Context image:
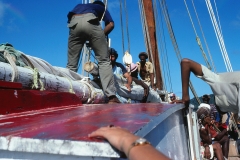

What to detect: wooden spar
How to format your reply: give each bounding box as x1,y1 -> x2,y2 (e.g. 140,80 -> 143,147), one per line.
142,0 -> 163,90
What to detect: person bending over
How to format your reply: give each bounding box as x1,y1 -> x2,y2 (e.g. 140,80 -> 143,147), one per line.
173,58 -> 240,116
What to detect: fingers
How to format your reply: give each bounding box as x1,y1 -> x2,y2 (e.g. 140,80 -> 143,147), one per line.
88,125 -> 119,138
171,100 -> 183,104
109,124 -> 114,128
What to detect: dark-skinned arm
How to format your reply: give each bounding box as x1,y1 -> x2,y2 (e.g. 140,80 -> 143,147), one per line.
172,58 -> 203,107
150,73 -> 155,90
199,128 -> 212,145
123,72 -> 132,92
132,77 -> 149,102
104,22 -> 114,35
214,129 -> 228,141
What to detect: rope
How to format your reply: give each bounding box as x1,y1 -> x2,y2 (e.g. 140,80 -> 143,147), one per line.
138,0 -> 149,59
183,0 -> 212,70
138,0 -> 157,82
64,77 -> 75,94
230,113 -> 240,139
79,78 -> 103,104
124,0 -> 131,53
2,50 -> 19,82
191,0 -> 217,73
119,0 -> 125,53
159,0 -> 201,105
205,0 -> 233,72
24,66 -> 45,91
100,0 -> 107,21
154,0 -> 172,92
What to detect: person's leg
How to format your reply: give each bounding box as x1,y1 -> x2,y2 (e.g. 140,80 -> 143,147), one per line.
87,19 -> 116,98
237,139 -> 240,154
212,143 -> 224,160
66,16 -> 85,72
218,135 -> 230,158
180,58 -> 203,106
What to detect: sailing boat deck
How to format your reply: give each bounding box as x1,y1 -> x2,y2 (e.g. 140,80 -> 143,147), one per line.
0,103 -> 188,159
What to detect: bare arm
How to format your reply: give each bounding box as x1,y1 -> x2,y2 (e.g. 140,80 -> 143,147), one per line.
172,58 -> 203,107
199,128 -> 212,145
132,77 -> 149,102
214,129 -> 228,141
123,72 -> 132,92
88,126 -> 170,160
104,22 -> 114,35
150,73 -> 155,90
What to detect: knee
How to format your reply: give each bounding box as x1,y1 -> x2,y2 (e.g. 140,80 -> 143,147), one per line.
180,58 -> 191,66
214,143 -> 222,150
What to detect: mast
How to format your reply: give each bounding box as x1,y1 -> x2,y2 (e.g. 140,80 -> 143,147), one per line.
142,0 -> 163,90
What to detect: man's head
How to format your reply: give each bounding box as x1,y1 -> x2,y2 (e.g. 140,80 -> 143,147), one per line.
93,1 -> 105,7
128,63 -> 138,78
169,92 -> 176,101
109,48 -> 118,63
139,52 -> 148,64
202,94 -> 210,104
196,107 -> 211,124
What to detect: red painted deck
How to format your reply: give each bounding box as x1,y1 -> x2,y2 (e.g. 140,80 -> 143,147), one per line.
0,103 -> 174,142
0,80 -> 82,114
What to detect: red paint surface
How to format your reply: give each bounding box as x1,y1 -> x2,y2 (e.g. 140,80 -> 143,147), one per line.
0,103 -> 174,142
0,80 -> 22,89
0,80 -> 82,114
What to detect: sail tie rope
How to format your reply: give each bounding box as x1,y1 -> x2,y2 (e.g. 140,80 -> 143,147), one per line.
24,66 -> 45,91
63,76 -> 75,94
79,78 -> 97,104
2,50 -> 19,82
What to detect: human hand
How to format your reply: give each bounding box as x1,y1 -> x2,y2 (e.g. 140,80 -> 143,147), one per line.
88,126 -> 139,154
125,84 -> 131,92
170,99 -> 189,108
171,94 -> 190,108
152,86 -> 156,91
141,95 -> 148,103
204,146 -> 211,159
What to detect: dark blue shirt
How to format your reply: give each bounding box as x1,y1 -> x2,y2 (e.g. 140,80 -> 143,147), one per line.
67,3 -> 114,24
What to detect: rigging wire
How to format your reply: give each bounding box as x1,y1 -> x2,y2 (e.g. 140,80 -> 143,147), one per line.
153,0 -> 166,92
138,0 -> 148,54
124,0 -> 131,53
205,0 -> 233,72
119,0 -> 125,53
190,0 -> 217,73
160,0 -> 201,104
183,0 -> 212,70
213,0 -> 223,37
119,0 -> 131,54
154,0 -> 173,92
138,0 -> 157,82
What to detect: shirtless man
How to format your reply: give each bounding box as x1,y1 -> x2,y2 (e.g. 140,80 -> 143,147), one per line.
137,52 -> 155,90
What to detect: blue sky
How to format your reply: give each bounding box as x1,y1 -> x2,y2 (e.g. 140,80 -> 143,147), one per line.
0,0 -> 240,99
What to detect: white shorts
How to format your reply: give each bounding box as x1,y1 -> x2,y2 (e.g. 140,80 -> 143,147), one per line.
200,144 -> 214,159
